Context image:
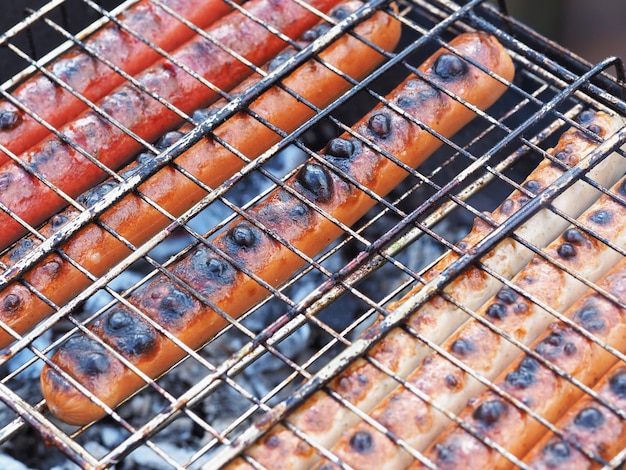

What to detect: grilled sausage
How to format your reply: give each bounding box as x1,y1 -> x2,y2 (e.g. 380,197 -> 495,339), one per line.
313,172 -> 626,470
226,112 -> 626,470
412,256 -> 626,469
0,0 -> 236,163
524,362 -> 626,469
40,31 -> 515,426
0,0 -> 342,250
0,0 -> 402,348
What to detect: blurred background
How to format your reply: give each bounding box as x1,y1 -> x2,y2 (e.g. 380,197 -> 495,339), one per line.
504,0 -> 626,71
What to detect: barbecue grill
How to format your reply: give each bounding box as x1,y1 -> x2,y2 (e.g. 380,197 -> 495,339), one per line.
0,0 -> 625,468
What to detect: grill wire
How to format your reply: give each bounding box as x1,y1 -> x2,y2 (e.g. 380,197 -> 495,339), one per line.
0,0 -> 625,468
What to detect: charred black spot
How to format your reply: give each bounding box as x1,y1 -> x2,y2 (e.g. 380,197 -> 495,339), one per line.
192,107 -> 218,125
434,443 -> 456,463
544,330 -> 565,347
564,342 -> 577,356
573,303 -> 605,332
473,399 -> 506,426
396,95 -> 416,109
610,370 -> 626,398
586,124 -> 602,136
227,222 -> 260,250
349,431 -> 373,454
265,435 -> 280,449
121,154 -> 151,179
103,309 -> 157,356
404,79 -> 422,89
367,113 -> 391,139
2,294 -> 21,315
296,163 -> 333,203
43,260 -> 62,278
574,407 -> 605,429
191,38 -> 216,60
577,110 -> 596,126
158,287 -> 195,325
433,53 -> 468,80
8,238 -> 35,262
417,86 -> 440,101
542,440 -> 571,465
64,336 -> 110,377
563,228 -> 587,245
523,180 -> 542,195
52,54 -> 95,83
50,214 -> 69,232
267,49 -> 295,72
556,243 -> 577,259
289,201 -> 310,223
190,248 -> 236,285
326,138 -> 355,159
0,173 -> 12,192
445,374 -> 460,389
589,209 -> 612,226
330,4 -> 351,20
0,110 -> 19,130
450,339 -> 474,357
300,23 -> 331,42
486,302 -> 507,321
500,199 -> 515,215
78,181 -> 117,207
536,330 -> 565,359
505,356 -> 539,389
156,130 -> 185,150
554,151 -> 570,164
513,302 -> 529,314
400,79 -> 439,101
496,287 -> 517,305
133,152 -> 154,167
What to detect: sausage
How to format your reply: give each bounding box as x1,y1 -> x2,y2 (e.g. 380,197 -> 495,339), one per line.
0,0 -> 402,348
226,111 -> 626,470
0,0 -> 236,163
39,31 -> 515,426
0,0 -> 342,250
524,362 -> 626,469
312,171 -> 626,470
412,256 -> 626,469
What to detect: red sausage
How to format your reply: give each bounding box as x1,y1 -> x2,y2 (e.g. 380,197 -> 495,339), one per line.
0,0 -> 401,350
40,32 -> 513,426
0,0 -> 237,162
0,0 -> 341,250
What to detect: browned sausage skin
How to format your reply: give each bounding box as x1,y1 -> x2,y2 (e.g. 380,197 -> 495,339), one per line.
40,32 -> 514,426
524,362 -> 626,469
226,112 -> 625,470
317,169 -> 626,470
414,255 -> 626,469
0,0 -> 343,250
0,0 -> 401,349
0,0 -> 237,162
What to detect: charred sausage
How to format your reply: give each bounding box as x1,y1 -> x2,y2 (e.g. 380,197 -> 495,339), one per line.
0,0 -> 402,349
315,172 -> 626,470
414,256 -> 626,469
0,0 -> 342,250
40,32 -> 514,426
226,111 -> 626,470
524,362 -> 626,469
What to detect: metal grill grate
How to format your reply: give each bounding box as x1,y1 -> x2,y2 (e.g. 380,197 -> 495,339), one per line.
0,0 -> 625,468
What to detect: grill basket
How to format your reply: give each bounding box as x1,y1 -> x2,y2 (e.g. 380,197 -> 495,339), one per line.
0,0 -> 624,468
